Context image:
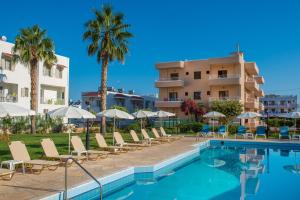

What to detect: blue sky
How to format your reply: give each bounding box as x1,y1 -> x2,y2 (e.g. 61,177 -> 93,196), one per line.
1,0 -> 300,101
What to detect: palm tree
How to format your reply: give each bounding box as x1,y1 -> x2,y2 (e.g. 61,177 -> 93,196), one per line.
13,25 -> 57,134
83,5 -> 133,133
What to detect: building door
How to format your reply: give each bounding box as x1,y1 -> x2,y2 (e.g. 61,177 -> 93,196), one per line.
169,92 -> 178,101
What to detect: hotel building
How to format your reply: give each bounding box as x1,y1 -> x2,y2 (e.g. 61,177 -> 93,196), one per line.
260,94 -> 298,117
0,37 -> 69,114
81,87 -> 157,113
155,51 -> 265,118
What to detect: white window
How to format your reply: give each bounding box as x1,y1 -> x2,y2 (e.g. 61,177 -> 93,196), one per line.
21,87 -> 29,97
55,66 -> 63,79
43,65 -> 52,77
1,56 -> 12,71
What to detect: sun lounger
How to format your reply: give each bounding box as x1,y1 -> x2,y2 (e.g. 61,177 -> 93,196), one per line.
113,132 -> 143,149
41,138 -> 87,165
141,129 -> 161,144
71,136 -> 109,160
196,124 -> 212,140
255,126 -> 267,140
160,127 -> 182,140
129,130 -> 151,146
279,126 -> 291,140
95,133 -> 130,153
151,128 -> 171,143
216,125 -> 227,138
0,168 -> 14,180
236,126 -> 247,139
9,141 -> 60,174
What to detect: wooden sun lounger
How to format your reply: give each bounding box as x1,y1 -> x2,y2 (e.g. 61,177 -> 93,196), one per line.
0,168 -> 14,181
151,128 -> 171,143
113,132 -> 143,150
41,138 -> 87,166
95,133 -> 130,153
71,136 -> 110,160
130,130 -> 151,146
141,129 -> 161,145
160,127 -> 182,140
9,141 -> 60,174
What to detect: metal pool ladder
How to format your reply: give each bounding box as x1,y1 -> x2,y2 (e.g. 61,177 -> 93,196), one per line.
63,157 -> 103,200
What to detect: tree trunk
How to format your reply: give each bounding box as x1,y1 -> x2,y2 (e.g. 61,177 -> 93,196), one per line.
30,59 -> 38,134
100,56 -> 108,134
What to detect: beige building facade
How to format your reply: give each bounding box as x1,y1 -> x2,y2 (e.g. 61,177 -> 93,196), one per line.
155,52 -> 265,118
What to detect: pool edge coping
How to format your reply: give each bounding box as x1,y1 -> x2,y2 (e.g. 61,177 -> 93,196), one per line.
40,140 -> 210,200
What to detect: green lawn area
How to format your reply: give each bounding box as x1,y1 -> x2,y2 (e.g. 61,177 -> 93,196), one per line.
0,130 -> 295,162
0,132 -> 133,161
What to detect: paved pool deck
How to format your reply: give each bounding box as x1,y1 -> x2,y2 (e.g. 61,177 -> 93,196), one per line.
1,137 -> 299,200
0,137 -> 203,200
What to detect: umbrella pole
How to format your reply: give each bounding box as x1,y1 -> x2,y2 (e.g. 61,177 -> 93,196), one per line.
68,132 -> 71,154
85,119 -> 90,150
113,117 -> 116,145
295,118 -> 296,134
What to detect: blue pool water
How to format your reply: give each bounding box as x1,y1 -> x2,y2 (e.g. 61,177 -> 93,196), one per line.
73,141 -> 300,200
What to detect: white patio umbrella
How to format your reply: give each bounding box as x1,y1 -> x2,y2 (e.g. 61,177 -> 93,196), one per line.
132,110 -> 156,129
203,111 -> 226,134
97,109 -> 134,145
155,110 -> 176,127
237,112 -> 262,132
48,106 -> 96,153
237,112 -> 262,119
0,102 -> 35,117
282,112 -> 300,133
155,110 -> 176,118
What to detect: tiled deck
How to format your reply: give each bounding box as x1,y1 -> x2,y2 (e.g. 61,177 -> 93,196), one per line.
0,137 -> 202,200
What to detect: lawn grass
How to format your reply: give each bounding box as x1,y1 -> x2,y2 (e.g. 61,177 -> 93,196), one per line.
0,130 -> 295,162
0,132 -> 133,161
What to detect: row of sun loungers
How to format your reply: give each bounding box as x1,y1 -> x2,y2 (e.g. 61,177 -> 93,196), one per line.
197,125 -> 296,140
0,127 -> 182,180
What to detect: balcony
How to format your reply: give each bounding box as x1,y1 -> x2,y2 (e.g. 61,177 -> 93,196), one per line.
254,76 -> 265,84
155,78 -> 184,88
208,96 -> 242,102
0,83 -> 18,103
40,98 -> 65,105
155,98 -> 183,108
155,61 -> 184,69
256,89 -> 264,97
245,98 -> 259,110
245,77 -> 259,92
259,102 -> 264,111
208,74 -> 242,86
245,62 -> 259,75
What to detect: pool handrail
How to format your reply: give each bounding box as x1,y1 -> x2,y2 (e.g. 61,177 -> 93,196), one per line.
64,157 -> 103,200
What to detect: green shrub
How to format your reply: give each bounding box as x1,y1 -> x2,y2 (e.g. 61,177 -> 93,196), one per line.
177,122 -> 203,133
11,117 -> 30,134
228,124 -> 239,135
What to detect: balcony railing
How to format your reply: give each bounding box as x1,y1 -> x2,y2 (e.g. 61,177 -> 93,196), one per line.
155,98 -> 183,108
0,96 -> 17,103
209,96 -> 241,101
155,78 -> 184,88
208,74 -> 240,80
40,98 -> 65,105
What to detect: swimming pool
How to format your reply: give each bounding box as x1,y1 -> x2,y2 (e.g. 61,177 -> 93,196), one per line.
71,140 -> 300,200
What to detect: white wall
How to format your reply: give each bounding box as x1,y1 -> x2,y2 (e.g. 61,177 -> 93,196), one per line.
0,39 -> 69,114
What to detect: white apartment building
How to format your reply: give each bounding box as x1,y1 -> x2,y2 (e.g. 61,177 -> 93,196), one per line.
0,37 -> 69,114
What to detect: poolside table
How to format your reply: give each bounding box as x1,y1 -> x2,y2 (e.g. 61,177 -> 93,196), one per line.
1,160 -> 25,174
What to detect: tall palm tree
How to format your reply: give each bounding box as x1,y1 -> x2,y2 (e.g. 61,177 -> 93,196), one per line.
13,25 -> 57,134
83,5 -> 133,133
